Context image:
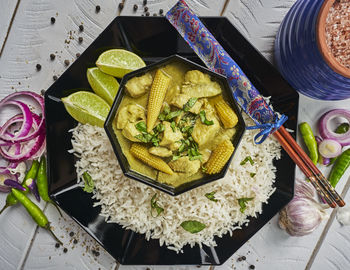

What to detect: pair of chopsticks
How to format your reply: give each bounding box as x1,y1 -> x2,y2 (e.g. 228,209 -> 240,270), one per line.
273,126 -> 345,208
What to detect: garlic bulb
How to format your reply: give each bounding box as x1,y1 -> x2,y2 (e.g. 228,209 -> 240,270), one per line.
279,178 -> 328,236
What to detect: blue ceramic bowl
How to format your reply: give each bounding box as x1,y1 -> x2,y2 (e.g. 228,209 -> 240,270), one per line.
275,0 -> 350,100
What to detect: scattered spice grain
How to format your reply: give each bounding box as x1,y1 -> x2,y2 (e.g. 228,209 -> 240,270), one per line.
50,53 -> 55,60
64,59 -> 70,66
153,13 -> 157,16
36,64 -> 41,71
249,265 -> 255,270
53,75 -> 58,81
159,9 -> 164,15
76,53 -> 81,58
79,24 -> 84,32
41,89 -> 45,96
144,6 -> 148,12
63,247 -> 68,253
50,17 -> 56,24
95,5 -> 101,13
73,239 -> 78,244
78,37 -> 83,43
55,243 -> 60,248
146,11 -> 150,16
118,3 -> 124,10
69,231 -> 74,237
143,0 -> 147,6
133,4 -> 138,11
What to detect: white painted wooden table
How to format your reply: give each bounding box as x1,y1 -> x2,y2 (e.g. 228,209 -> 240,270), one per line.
0,1 -> 349,269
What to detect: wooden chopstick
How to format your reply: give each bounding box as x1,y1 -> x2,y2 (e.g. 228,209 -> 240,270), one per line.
277,126 -> 345,207
273,130 -> 337,208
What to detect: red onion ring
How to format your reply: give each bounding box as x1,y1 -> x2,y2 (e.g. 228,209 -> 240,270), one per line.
319,109 -> 350,146
0,100 -> 33,141
0,112 -> 45,162
0,91 -> 44,143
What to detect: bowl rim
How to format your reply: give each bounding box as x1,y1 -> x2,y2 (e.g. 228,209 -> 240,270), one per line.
104,54 -> 246,196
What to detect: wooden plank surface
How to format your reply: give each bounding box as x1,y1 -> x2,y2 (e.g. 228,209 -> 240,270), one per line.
1,0 -> 350,270
222,0 -> 296,62
0,0 -> 20,56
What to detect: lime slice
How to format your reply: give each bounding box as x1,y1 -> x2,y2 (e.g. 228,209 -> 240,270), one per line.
62,91 -> 110,127
96,49 -> 146,78
87,67 -> 120,105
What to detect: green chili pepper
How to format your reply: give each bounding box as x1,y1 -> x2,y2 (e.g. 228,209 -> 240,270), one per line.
0,160 -> 40,215
335,123 -> 349,134
299,122 -> 318,165
329,149 -> 350,187
37,157 -> 62,216
11,188 -> 62,245
328,123 -> 349,166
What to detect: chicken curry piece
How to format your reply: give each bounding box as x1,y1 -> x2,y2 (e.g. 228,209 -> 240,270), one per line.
113,62 -> 238,187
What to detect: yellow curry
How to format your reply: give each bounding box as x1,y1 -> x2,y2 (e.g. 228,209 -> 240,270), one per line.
113,61 -> 238,187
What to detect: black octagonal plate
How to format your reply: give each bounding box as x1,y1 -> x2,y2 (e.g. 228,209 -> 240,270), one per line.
45,16 -> 298,265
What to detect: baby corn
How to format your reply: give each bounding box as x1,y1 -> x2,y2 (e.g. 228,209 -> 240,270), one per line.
213,96 -> 238,128
147,69 -> 171,132
130,143 -> 174,175
205,139 -> 234,174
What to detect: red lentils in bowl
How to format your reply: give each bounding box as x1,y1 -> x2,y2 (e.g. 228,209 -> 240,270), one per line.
325,0 -> 350,70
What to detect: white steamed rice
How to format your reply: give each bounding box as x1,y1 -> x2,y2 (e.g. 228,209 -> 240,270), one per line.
69,117 -> 281,252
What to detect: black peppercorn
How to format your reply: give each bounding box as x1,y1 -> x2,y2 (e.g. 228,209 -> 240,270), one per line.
41,89 -> 46,95
36,64 -> 41,71
242,256 -> 246,261
55,243 -> 60,248
249,265 -> 255,270
63,247 -> 68,253
73,239 -> 78,244
133,4 -> 138,11
118,3 -> 124,10
50,53 -> 55,60
153,13 -> 157,16
78,37 -> 83,43
159,9 -> 163,14
145,11 -> 150,16
53,75 -> 58,81
79,24 -> 84,31
144,6 -> 148,12
95,5 -> 101,12
69,231 -> 74,237
76,53 -> 81,58
64,59 -> 70,66
50,17 -> 55,24
143,0 -> 147,6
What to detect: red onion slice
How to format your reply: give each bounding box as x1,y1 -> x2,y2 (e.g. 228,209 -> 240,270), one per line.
0,172 -> 18,193
0,91 -> 44,143
319,109 -> 350,146
0,100 -> 33,141
0,113 -> 45,162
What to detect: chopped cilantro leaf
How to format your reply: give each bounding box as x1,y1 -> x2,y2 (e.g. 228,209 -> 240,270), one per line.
183,97 -> 198,112
205,191 -> 218,202
240,156 -> 254,165
82,172 -> 94,193
199,110 -> 214,125
170,121 -> 176,132
151,194 -> 164,217
238,197 -> 254,213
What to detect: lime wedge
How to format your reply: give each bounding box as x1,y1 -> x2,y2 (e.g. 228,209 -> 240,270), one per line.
87,67 -> 120,105
96,49 -> 146,78
62,91 -> 111,127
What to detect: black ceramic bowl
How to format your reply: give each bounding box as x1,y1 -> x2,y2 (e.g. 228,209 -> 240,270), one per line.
45,16 -> 298,265
104,55 -> 245,196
